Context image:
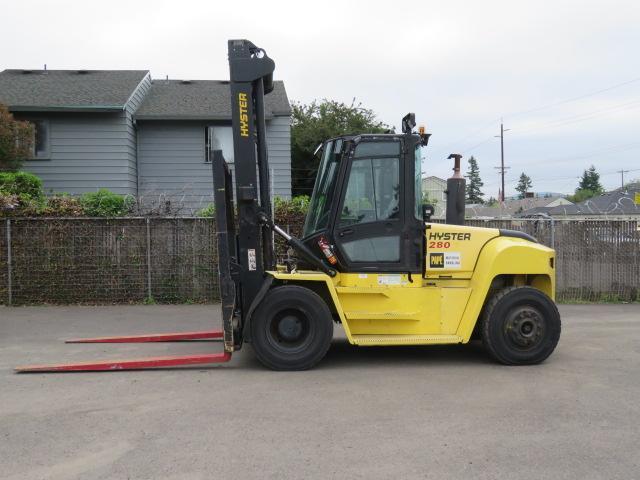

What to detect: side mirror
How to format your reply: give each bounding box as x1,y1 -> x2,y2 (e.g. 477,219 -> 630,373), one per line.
422,204 -> 435,222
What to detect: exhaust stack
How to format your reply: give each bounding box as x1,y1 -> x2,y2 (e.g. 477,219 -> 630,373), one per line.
445,154 -> 466,225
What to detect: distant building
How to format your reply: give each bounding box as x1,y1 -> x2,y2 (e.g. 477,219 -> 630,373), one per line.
0,69 -> 292,214
504,191 -> 565,200
421,175 -> 447,217
466,196 -> 573,219
547,183 -> 640,219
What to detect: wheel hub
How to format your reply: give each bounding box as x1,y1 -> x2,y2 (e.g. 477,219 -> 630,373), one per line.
277,315 -> 303,341
267,308 -> 312,351
505,306 -> 545,349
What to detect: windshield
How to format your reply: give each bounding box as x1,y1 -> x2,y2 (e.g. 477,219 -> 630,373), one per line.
303,140 -> 342,237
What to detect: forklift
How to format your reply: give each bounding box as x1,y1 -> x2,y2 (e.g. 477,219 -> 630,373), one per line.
16,39 -> 560,373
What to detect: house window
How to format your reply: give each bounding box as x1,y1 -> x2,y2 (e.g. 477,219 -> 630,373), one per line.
28,119 -> 50,159
205,126 -> 234,163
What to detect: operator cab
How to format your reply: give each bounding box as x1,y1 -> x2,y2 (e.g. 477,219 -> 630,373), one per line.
302,120 -> 430,274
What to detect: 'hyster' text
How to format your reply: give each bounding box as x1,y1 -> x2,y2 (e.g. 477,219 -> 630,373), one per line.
428,232 -> 471,241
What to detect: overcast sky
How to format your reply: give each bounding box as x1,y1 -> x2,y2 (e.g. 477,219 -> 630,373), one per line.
3,0 -> 639,196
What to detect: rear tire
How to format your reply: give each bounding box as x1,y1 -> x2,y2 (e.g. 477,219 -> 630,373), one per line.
250,286 -> 333,371
482,286 -> 561,365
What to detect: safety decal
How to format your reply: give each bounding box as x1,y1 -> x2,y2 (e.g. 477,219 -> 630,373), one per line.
377,274 -> 402,285
444,252 -> 462,268
248,249 -> 256,271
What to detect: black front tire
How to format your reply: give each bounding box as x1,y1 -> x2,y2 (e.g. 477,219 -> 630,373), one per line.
482,286 -> 561,365
250,286 -> 333,371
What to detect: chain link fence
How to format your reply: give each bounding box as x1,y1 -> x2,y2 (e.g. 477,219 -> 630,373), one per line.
0,217 -> 638,305
460,218 -> 639,302
0,218 -> 216,305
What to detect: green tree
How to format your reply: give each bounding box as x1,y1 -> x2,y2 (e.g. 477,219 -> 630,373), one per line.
486,196 -> 498,206
515,172 -> 533,199
291,99 -> 389,196
0,104 -> 34,171
577,165 -> 604,194
464,156 -> 484,204
566,188 -> 598,203
567,165 -> 605,203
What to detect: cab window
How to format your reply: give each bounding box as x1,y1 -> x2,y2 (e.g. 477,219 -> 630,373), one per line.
339,156 -> 400,226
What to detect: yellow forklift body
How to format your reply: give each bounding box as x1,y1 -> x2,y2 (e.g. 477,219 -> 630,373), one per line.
269,224 -> 555,347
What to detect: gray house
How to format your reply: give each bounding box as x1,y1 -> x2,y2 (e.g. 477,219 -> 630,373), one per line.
546,183 -> 640,219
0,69 -> 292,213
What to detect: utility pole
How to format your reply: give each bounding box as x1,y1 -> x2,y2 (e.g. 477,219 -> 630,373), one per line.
494,121 -> 510,201
617,169 -> 630,189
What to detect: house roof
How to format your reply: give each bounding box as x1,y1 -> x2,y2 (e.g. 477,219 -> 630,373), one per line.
516,206 -> 555,217
547,184 -> 640,216
465,205 -> 504,218
0,69 -> 149,112
134,79 -> 291,120
503,196 -> 569,213
422,175 -> 446,186
465,196 -> 571,219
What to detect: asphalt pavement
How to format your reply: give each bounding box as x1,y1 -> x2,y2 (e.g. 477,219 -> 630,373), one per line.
0,304 -> 638,480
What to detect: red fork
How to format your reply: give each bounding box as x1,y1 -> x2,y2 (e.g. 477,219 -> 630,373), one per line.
15,352 -> 231,373
65,330 -> 223,343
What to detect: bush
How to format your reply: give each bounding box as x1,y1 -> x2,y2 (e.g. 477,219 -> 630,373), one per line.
0,171 -> 44,202
0,171 -> 45,215
566,188 -> 598,204
0,192 -> 19,214
273,195 -> 309,227
196,203 -> 215,217
41,194 -> 85,217
0,104 -> 34,171
79,189 -> 133,217
274,195 -> 310,215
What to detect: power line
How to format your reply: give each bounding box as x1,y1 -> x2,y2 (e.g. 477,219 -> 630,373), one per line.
509,98 -> 640,135
460,136 -> 495,154
430,118 -> 500,157
482,168 -> 640,192
524,167 -> 640,184
504,76 -> 640,120
508,141 -> 640,169
431,75 -> 640,154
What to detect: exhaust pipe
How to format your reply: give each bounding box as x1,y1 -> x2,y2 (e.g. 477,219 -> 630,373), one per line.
445,154 -> 466,226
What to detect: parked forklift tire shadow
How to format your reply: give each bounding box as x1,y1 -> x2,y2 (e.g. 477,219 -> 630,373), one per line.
320,338 -> 493,369
234,338 -> 493,371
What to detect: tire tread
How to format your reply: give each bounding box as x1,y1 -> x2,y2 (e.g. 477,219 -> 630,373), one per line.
251,285 -> 333,371
482,286 -> 561,365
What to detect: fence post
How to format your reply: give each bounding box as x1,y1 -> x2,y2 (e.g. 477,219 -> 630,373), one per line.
6,219 -> 11,305
550,218 -> 555,250
146,218 -> 152,300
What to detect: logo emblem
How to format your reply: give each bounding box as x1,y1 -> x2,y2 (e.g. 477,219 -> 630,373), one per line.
429,252 -> 444,268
